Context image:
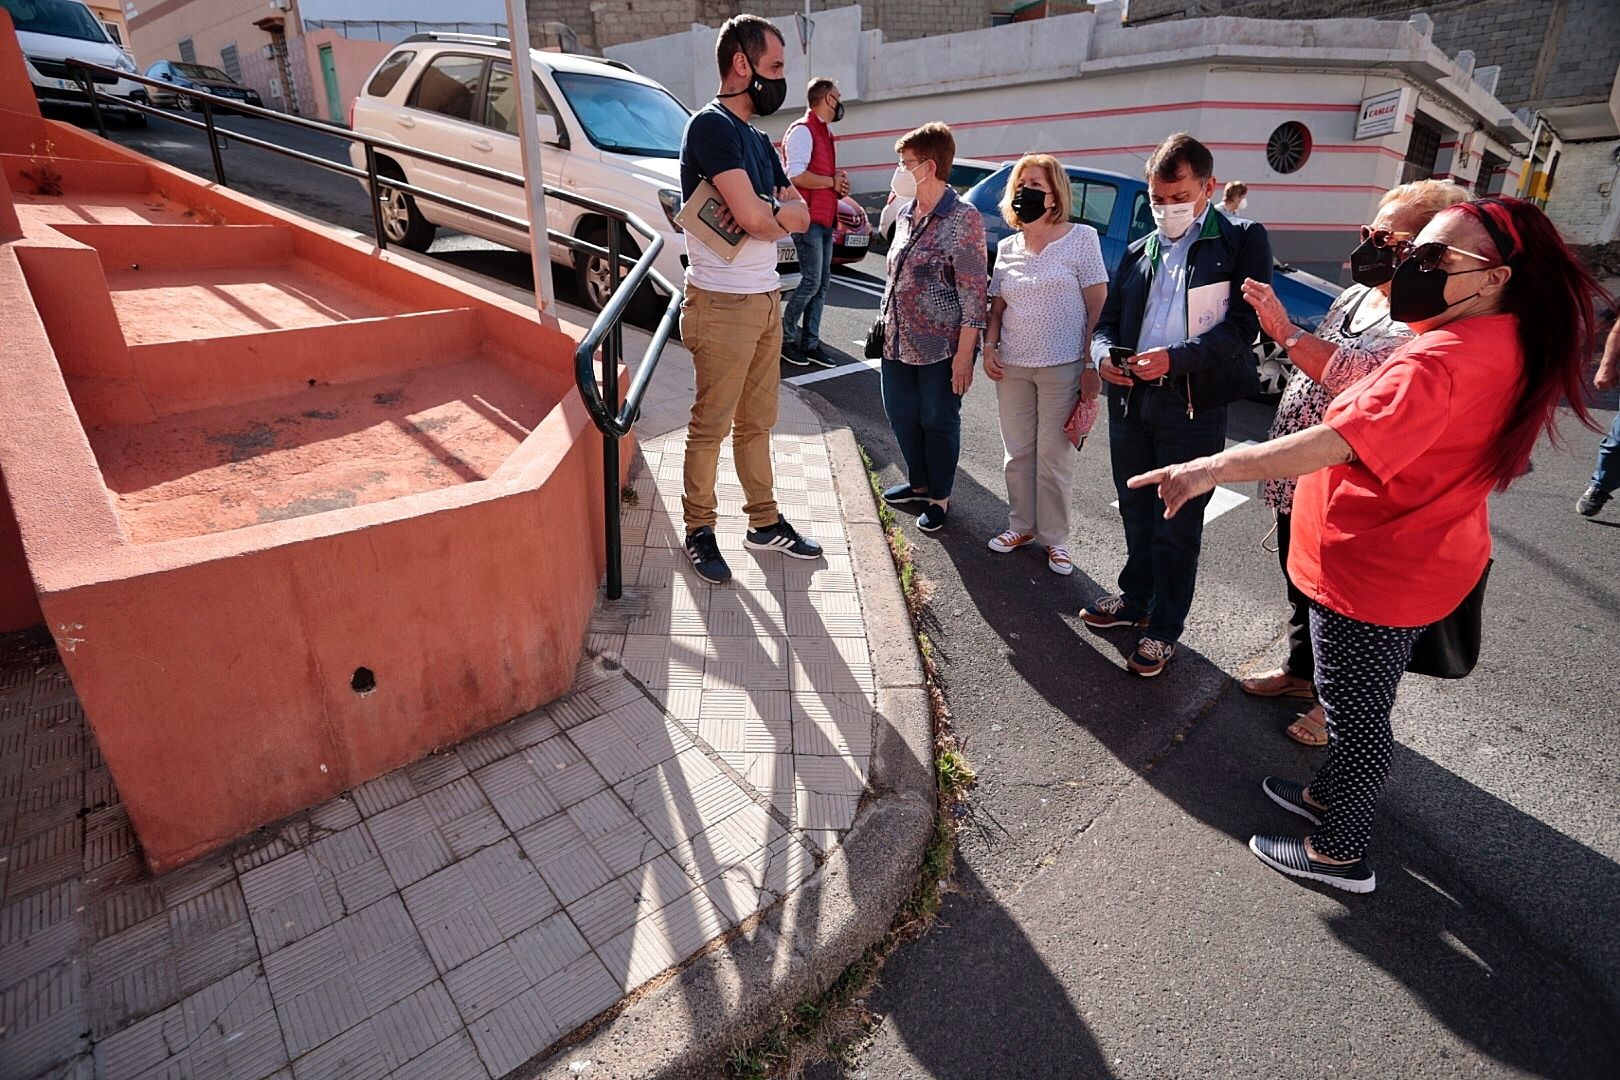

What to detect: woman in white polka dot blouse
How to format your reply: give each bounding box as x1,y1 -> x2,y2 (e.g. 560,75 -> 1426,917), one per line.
982,154 -> 1110,576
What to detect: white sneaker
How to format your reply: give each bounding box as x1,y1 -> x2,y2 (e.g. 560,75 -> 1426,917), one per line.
987,529 -> 1033,553
1047,546 -> 1073,576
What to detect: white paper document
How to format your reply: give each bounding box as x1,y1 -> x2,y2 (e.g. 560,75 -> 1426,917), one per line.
1188,282 -> 1231,336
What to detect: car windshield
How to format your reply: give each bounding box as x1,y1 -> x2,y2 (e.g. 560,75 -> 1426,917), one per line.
171,62 -> 231,81
1,0 -> 109,43
552,70 -> 687,158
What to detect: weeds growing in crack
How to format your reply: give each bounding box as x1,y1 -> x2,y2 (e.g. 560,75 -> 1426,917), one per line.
727,448 -> 977,1078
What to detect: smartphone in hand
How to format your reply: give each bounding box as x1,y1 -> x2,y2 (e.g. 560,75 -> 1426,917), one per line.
1109,346 -> 1135,371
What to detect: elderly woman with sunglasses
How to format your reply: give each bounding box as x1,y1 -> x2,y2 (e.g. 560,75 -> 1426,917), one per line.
1130,196 -> 1608,894
1233,180 -> 1467,747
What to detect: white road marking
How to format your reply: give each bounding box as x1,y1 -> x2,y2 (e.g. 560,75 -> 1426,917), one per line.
1109,440 -> 1257,525
828,273 -> 886,299
785,357 -> 881,385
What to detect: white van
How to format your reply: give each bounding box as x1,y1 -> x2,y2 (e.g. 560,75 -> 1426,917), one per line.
348,33 -> 799,313
2,0 -> 146,126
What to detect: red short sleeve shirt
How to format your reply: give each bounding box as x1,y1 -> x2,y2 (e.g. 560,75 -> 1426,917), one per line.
1287,314 -> 1520,627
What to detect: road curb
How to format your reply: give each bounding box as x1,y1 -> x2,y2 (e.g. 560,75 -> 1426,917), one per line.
519,385 -> 936,1080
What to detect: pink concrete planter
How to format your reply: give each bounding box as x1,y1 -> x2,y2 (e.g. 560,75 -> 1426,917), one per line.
0,20 -> 627,871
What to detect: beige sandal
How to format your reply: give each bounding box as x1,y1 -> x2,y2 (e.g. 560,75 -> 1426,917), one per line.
1286,704 -> 1328,747
1240,668 -> 1316,700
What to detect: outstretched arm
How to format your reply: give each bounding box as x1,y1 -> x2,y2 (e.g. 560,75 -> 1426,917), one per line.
1128,424 -> 1355,518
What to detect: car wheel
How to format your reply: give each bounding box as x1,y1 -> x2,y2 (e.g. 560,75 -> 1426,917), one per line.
373,164 -> 436,251
574,222 -> 660,323
175,93 -> 195,112
1253,335 -> 1295,400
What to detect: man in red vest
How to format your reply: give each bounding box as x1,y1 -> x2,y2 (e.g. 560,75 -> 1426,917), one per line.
780,76 -> 849,368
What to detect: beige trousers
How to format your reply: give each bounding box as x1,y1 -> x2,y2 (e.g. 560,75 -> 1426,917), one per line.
996,361 -> 1083,548
680,286 -> 783,532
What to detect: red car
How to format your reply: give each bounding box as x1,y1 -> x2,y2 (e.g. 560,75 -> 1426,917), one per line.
832,196 -> 872,265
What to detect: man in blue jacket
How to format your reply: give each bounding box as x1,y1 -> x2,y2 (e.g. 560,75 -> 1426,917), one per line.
1085,133 -> 1273,676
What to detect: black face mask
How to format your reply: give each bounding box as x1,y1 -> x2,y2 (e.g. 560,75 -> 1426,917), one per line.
829,100 -> 845,123
1012,186 -> 1050,225
733,59 -> 786,117
1388,257 -> 1492,323
1349,237 -> 1397,288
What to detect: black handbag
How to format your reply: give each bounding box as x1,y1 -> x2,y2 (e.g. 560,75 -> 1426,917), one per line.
863,317 -> 885,360
1406,560 -> 1490,679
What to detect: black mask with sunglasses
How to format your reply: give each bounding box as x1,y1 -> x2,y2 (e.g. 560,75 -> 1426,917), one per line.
1388,240 -> 1499,323
1349,225 -> 1406,287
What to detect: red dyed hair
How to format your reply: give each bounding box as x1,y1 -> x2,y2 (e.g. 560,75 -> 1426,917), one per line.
1447,197 -> 1609,491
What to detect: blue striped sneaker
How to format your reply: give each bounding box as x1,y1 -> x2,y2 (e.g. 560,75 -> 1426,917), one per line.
744,517 -> 822,560
1262,776 -> 1324,826
1248,834 -> 1376,894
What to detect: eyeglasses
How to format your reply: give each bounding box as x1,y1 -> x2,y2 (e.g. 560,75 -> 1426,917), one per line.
1358,225 -> 1412,248
1396,240 -> 1496,273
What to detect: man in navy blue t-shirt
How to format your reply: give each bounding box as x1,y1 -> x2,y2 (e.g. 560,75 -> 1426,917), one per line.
677,14 -> 820,585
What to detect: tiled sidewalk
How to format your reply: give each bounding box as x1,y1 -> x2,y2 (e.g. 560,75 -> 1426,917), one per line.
0,377 -> 880,1078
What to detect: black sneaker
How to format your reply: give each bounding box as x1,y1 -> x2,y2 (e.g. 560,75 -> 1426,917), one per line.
803,344 -> 836,369
781,342 -> 810,367
1261,776 -> 1324,826
1248,834 -> 1376,894
917,502 -> 948,533
881,483 -> 930,506
684,526 -> 731,584
1577,485 -> 1610,517
744,517 -> 823,560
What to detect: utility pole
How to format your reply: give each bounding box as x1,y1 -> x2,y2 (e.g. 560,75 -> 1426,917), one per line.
503,0 -> 556,313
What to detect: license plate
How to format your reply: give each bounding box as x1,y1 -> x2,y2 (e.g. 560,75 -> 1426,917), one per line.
843,233 -> 869,248
58,79 -> 73,90
777,242 -> 797,263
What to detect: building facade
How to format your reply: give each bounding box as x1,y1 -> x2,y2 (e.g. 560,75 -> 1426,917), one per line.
1126,0 -> 1620,243
608,2 -> 1533,280
124,0 -> 318,116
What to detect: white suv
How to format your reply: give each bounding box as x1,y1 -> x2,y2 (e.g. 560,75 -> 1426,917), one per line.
3,0 -> 147,126
348,33 -> 799,313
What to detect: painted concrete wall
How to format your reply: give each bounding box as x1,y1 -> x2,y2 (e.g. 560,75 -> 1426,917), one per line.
609,3 -> 1530,278
300,28 -> 390,124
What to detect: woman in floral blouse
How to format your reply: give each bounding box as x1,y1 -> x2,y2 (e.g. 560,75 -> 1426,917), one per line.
877,122 -> 988,534
1237,179 -> 1467,745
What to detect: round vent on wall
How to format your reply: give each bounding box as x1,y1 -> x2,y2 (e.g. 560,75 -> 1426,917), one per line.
1266,122 -> 1313,174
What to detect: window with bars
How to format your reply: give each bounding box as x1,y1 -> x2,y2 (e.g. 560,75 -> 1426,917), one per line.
178,37 -> 196,63
1401,116 -> 1444,186
220,43 -> 241,82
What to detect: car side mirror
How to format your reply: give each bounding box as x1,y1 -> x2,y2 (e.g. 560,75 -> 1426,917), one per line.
535,113 -> 567,149
160,72 -> 173,80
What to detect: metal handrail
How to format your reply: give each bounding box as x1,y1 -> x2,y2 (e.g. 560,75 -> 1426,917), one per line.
63,59 -> 680,600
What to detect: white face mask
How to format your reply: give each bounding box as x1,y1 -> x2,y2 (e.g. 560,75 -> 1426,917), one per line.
1152,201 -> 1198,240
891,162 -> 921,199
1238,197 -> 1249,212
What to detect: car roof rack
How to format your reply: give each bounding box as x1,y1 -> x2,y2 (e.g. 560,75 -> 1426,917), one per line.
397,32 -> 634,71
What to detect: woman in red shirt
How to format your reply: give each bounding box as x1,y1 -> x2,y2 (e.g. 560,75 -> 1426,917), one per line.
1129,197 -> 1606,893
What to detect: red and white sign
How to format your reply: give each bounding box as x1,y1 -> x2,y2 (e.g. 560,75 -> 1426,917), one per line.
1355,88 -> 1410,140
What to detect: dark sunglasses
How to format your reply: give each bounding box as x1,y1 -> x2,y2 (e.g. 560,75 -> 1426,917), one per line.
1396,240 -> 1496,273
1358,224 -> 1412,249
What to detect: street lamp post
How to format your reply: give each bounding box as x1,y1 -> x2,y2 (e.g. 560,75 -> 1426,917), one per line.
503,0 -> 556,313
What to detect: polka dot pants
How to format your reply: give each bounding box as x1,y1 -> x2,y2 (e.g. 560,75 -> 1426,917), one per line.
1307,603 -> 1426,861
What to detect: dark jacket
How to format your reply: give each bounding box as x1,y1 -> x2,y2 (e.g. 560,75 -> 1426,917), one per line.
1091,208 -> 1273,415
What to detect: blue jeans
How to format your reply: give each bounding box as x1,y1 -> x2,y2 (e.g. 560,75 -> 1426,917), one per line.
881,356 -> 961,500
783,223 -> 835,351
1108,386 -> 1229,643
1591,409 -> 1620,495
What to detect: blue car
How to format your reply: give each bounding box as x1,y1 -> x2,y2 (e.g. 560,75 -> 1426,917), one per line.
965,162 -> 1340,398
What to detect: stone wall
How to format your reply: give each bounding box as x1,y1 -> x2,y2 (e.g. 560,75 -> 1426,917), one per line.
529,0 -> 993,53
1123,0 -> 1618,111
1547,138 -> 1620,243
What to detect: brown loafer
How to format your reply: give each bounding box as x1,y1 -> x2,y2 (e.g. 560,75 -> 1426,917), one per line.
1239,668 -> 1315,700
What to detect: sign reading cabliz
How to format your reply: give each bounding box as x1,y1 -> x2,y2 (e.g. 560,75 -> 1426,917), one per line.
1355,88 -> 1410,140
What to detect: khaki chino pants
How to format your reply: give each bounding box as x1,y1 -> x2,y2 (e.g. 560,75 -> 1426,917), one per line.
680,286 -> 783,533
996,360 -> 1083,548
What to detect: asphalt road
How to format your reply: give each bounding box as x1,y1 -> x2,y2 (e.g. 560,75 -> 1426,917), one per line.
87,108 -> 1620,1077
